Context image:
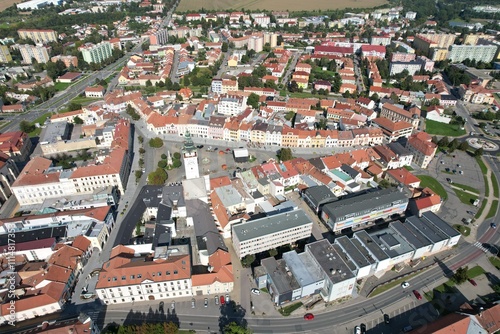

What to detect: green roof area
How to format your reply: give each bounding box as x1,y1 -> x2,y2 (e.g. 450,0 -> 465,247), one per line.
330,169 -> 352,182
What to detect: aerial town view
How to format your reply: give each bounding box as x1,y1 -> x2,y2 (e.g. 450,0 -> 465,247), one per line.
1,0 -> 500,333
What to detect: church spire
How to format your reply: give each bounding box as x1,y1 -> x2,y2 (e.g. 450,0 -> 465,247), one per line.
182,130 -> 196,154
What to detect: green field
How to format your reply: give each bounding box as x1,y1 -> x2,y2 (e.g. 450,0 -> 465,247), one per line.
487,200 -> 499,219
417,175 -> 448,200
452,188 -> 477,206
425,119 -> 466,137
451,183 -> 479,194
54,82 -> 71,92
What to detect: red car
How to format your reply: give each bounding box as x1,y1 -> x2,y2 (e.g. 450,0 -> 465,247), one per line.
304,313 -> 314,321
225,148 -> 231,152
469,279 -> 477,286
220,295 -> 225,305
413,290 -> 422,300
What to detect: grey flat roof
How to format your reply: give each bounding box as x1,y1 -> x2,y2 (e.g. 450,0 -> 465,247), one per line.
387,142 -> 412,156
303,185 -> 337,206
306,239 -> 355,284
322,188 -> 406,220
390,220 -> 430,249
332,244 -> 357,272
216,185 -> 242,208
405,216 -> 448,244
232,209 -> 312,242
379,233 -> 400,248
283,251 -> 317,287
421,212 -> 461,239
370,228 -> 415,258
354,230 -> 390,261
334,236 -> 371,268
350,238 -> 376,264
261,257 -> 299,294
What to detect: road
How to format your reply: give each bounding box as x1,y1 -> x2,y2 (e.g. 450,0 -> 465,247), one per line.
281,50 -> 302,89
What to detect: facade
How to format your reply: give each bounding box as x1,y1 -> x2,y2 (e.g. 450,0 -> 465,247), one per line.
96,245 -> 192,305
18,44 -> 50,64
85,85 -> 105,98
79,41 -> 113,64
372,117 -> 413,142
389,61 -> 422,76
232,209 -> 313,259
51,55 -> 78,68
18,29 -> 57,43
0,45 -> 12,63
320,188 -> 409,232
0,131 -> 32,162
406,132 -> 438,169
448,44 -> 498,63
380,103 -> 420,129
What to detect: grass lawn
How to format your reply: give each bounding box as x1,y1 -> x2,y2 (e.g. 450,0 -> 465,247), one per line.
451,183 -> 479,194
492,173 -> 499,198
452,188 -> 477,205
475,200 -> 487,219
54,82 -> 71,91
70,96 -> 101,106
279,302 -> 303,316
28,112 -> 52,137
425,119 -> 466,137
489,257 -> 500,270
417,175 -> 448,200
404,166 -> 414,171
487,200 -> 499,219
453,224 -> 471,237
369,272 -> 419,297
476,157 -> 488,175
467,265 -> 485,278
441,170 -> 454,175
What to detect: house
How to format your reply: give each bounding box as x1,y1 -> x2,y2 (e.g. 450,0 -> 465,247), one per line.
56,72 -> 82,83
408,188 -> 442,217
372,117 -> 413,142
406,132 -> 437,169
314,80 -> 332,92
385,168 -> 421,188
84,85 -> 105,98
1,104 -> 24,113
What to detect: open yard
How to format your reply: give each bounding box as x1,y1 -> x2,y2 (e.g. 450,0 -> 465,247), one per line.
425,119 -> 466,137
417,175 -> 448,200
0,0 -> 17,12
177,0 -> 388,11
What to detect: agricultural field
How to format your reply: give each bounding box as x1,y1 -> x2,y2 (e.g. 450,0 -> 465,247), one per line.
0,0 -> 18,12
176,0 -> 388,12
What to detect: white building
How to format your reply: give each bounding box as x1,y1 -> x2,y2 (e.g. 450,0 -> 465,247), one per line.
181,132 -> 199,180
232,209 -> 313,259
389,61 -> 422,76
17,44 -> 50,64
217,94 -> 247,116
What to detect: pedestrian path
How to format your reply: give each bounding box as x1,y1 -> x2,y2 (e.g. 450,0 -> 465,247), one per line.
473,241 -> 488,253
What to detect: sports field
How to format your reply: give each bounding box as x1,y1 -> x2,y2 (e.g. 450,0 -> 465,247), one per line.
176,0 -> 388,12
0,0 -> 17,11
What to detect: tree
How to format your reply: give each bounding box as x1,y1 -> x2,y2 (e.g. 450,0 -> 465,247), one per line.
431,136 -> 439,145
138,135 -> 144,144
221,42 -> 228,52
173,152 -> 181,160
134,170 -> 143,180
438,136 -> 449,148
448,139 -> 459,152
139,147 -> 146,155
277,148 -> 293,161
149,137 -> 164,148
223,322 -> 252,334
458,141 -> 470,151
158,160 -> 167,168
145,79 -> 152,87
172,160 -> 182,168
474,147 -> 484,157
20,120 -> 35,134
73,116 -> 84,124
147,168 -> 168,185
68,102 -> 82,111
452,266 -> 468,284
288,80 -> 299,93
241,255 -> 255,268
161,153 -> 167,160
247,93 -> 260,109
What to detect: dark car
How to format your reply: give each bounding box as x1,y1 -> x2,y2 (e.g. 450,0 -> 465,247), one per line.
197,145 -> 204,149
413,290 -> 422,300
360,323 -> 366,333
492,223 -> 497,229
384,314 -> 390,324
446,178 -> 452,183
213,147 -> 218,151
469,279 -> 477,286
304,313 -> 314,320
159,301 -> 164,311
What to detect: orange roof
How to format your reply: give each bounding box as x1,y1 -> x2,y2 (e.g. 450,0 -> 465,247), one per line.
1,281 -> 65,314
414,193 -> 441,210
208,249 -> 232,273
321,155 -> 341,170
191,265 -> 233,286
210,191 -> 229,229
210,176 -> 232,190
387,168 -> 421,186
12,156 -> 57,187
72,235 -> 91,252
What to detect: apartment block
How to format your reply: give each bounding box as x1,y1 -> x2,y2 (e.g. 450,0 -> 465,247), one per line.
320,188 -> 409,232
18,44 -> 50,64
0,45 -> 12,63
18,29 -> 57,43
406,132 -> 437,169
232,209 -> 313,259
448,44 -> 498,63
389,61 -> 422,76
51,55 -> 78,68
79,41 -> 113,64
413,33 -> 455,56
380,103 -> 420,129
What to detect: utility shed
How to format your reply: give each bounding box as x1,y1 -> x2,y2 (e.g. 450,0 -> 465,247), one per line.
233,148 -> 249,163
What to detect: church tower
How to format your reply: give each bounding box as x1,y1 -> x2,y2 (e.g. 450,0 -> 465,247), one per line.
182,131 -> 199,179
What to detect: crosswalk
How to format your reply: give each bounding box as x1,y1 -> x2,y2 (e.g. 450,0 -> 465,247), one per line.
473,241 -> 488,252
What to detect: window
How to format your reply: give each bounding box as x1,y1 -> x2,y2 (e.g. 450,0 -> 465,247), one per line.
166,271 -> 170,275
137,274 -> 142,278
131,275 -> 135,279
174,270 -> 178,274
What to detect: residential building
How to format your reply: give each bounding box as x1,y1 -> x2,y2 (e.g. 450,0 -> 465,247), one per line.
380,103 -> 420,129
372,117 -> 413,142
84,85 -> 105,98
389,61 -> 422,76
320,188 -> 409,233
248,35 -> 264,53
0,131 -> 33,162
0,45 -> 12,63
18,29 -> 57,43
232,209 -> 313,259
96,244 -> 192,305
0,153 -> 18,206
217,94 -> 247,116
406,132 -> 437,169
18,44 -> 50,64
448,44 -> 498,63
391,52 -> 416,62
51,55 -> 78,68
413,34 -> 455,59
79,41 -> 113,63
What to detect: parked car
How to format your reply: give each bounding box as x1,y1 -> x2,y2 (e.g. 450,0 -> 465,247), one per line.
413,290 -> 422,300
215,296 -> 219,305
401,282 -> 410,289
220,295 -> 225,305
251,288 -> 261,295
360,323 -> 366,334
384,314 -> 390,324
204,298 -> 208,307
191,299 -> 195,308
226,294 -> 230,303
354,326 -> 361,334
469,279 -> 477,286
304,313 -> 314,321
492,223 -> 497,229
446,178 -> 453,183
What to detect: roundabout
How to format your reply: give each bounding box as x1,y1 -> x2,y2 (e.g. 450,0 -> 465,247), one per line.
467,137 -> 499,151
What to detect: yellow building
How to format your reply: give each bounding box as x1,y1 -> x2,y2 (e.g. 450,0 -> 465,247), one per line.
18,29 -> 57,43
0,45 -> 12,63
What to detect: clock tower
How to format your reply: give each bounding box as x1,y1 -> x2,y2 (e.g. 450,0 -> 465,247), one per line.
182,131 -> 199,180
